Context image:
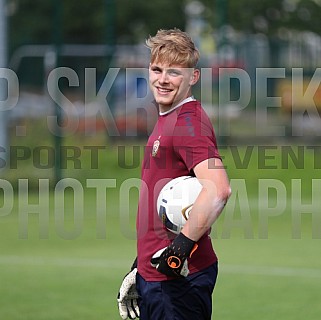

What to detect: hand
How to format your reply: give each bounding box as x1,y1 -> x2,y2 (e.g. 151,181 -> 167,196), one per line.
150,233 -> 198,278
117,266 -> 140,319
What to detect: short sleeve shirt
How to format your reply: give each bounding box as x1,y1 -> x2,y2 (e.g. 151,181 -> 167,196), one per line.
137,100 -> 221,281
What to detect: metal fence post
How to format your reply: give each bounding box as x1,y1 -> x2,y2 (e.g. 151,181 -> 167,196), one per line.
52,0 -> 63,184
0,0 -> 8,172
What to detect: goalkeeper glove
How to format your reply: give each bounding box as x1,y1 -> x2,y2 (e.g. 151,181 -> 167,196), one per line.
150,233 -> 198,278
117,258 -> 140,319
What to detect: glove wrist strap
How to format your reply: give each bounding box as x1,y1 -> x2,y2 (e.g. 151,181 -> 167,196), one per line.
173,233 -> 196,257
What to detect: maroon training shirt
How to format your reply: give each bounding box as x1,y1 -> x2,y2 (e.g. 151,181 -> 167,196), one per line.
137,99 -> 221,281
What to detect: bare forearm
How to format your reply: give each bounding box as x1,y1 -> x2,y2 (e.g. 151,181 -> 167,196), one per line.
182,187 -> 229,241
182,157 -> 231,242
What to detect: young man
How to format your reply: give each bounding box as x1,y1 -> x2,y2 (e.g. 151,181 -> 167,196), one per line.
117,28 -> 231,320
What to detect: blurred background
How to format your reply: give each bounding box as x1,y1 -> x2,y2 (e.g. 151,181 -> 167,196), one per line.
1,0 -> 321,183
1,0 -> 321,178
0,1 -> 321,319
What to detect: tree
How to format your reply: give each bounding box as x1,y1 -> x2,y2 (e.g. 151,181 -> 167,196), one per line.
116,0 -> 186,43
9,0 -> 105,53
8,0 -> 321,54
226,0 -> 321,36
9,0 -> 187,53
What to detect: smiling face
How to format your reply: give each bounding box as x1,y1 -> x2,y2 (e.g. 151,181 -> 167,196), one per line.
149,62 -> 200,113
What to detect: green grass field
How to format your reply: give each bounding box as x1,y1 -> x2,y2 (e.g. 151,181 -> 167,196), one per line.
1,131 -> 321,319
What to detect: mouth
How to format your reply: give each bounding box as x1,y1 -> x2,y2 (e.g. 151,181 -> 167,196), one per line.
156,86 -> 173,95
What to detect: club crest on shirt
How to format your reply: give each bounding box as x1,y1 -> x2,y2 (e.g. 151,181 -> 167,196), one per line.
152,138 -> 160,157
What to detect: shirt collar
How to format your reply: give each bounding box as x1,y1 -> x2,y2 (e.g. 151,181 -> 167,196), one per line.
159,96 -> 195,116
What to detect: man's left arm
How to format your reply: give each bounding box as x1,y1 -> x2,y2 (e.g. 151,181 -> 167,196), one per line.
181,157 -> 231,241
151,157 -> 231,277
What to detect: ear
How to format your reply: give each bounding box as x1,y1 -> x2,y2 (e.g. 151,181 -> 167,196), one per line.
189,68 -> 200,86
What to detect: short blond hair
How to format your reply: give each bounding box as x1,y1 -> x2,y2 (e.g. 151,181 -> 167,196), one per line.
146,28 -> 200,68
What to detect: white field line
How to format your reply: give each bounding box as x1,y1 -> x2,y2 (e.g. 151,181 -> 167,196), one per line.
0,255 -> 320,278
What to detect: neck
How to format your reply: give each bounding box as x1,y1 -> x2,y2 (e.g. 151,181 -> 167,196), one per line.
159,96 -> 195,116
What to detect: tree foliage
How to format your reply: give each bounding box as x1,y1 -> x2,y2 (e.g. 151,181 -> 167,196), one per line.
115,0 -> 187,43
227,0 -> 321,36
8,0 -> 321,53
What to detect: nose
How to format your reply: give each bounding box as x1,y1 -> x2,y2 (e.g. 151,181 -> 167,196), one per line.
159,71 -> 169,84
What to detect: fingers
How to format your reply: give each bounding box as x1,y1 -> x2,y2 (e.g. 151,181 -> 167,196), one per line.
150,248 -> 190,277
180,260 -> 190,277
117,268 -> 139,319
118,300 -> 129,319
133,299 -> 140,318
118,298 -> 139,320
150,247 -> 166,267
128,298 -> 140,319
118,297 -> 140,319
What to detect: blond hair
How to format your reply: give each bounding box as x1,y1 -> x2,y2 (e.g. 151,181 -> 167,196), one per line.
146,28 -> 200,68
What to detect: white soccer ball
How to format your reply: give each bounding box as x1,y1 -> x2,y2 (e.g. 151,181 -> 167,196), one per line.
157,176 -> 203,234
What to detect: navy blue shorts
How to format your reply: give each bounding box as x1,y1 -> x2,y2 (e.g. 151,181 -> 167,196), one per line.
136,262 -> 218,320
